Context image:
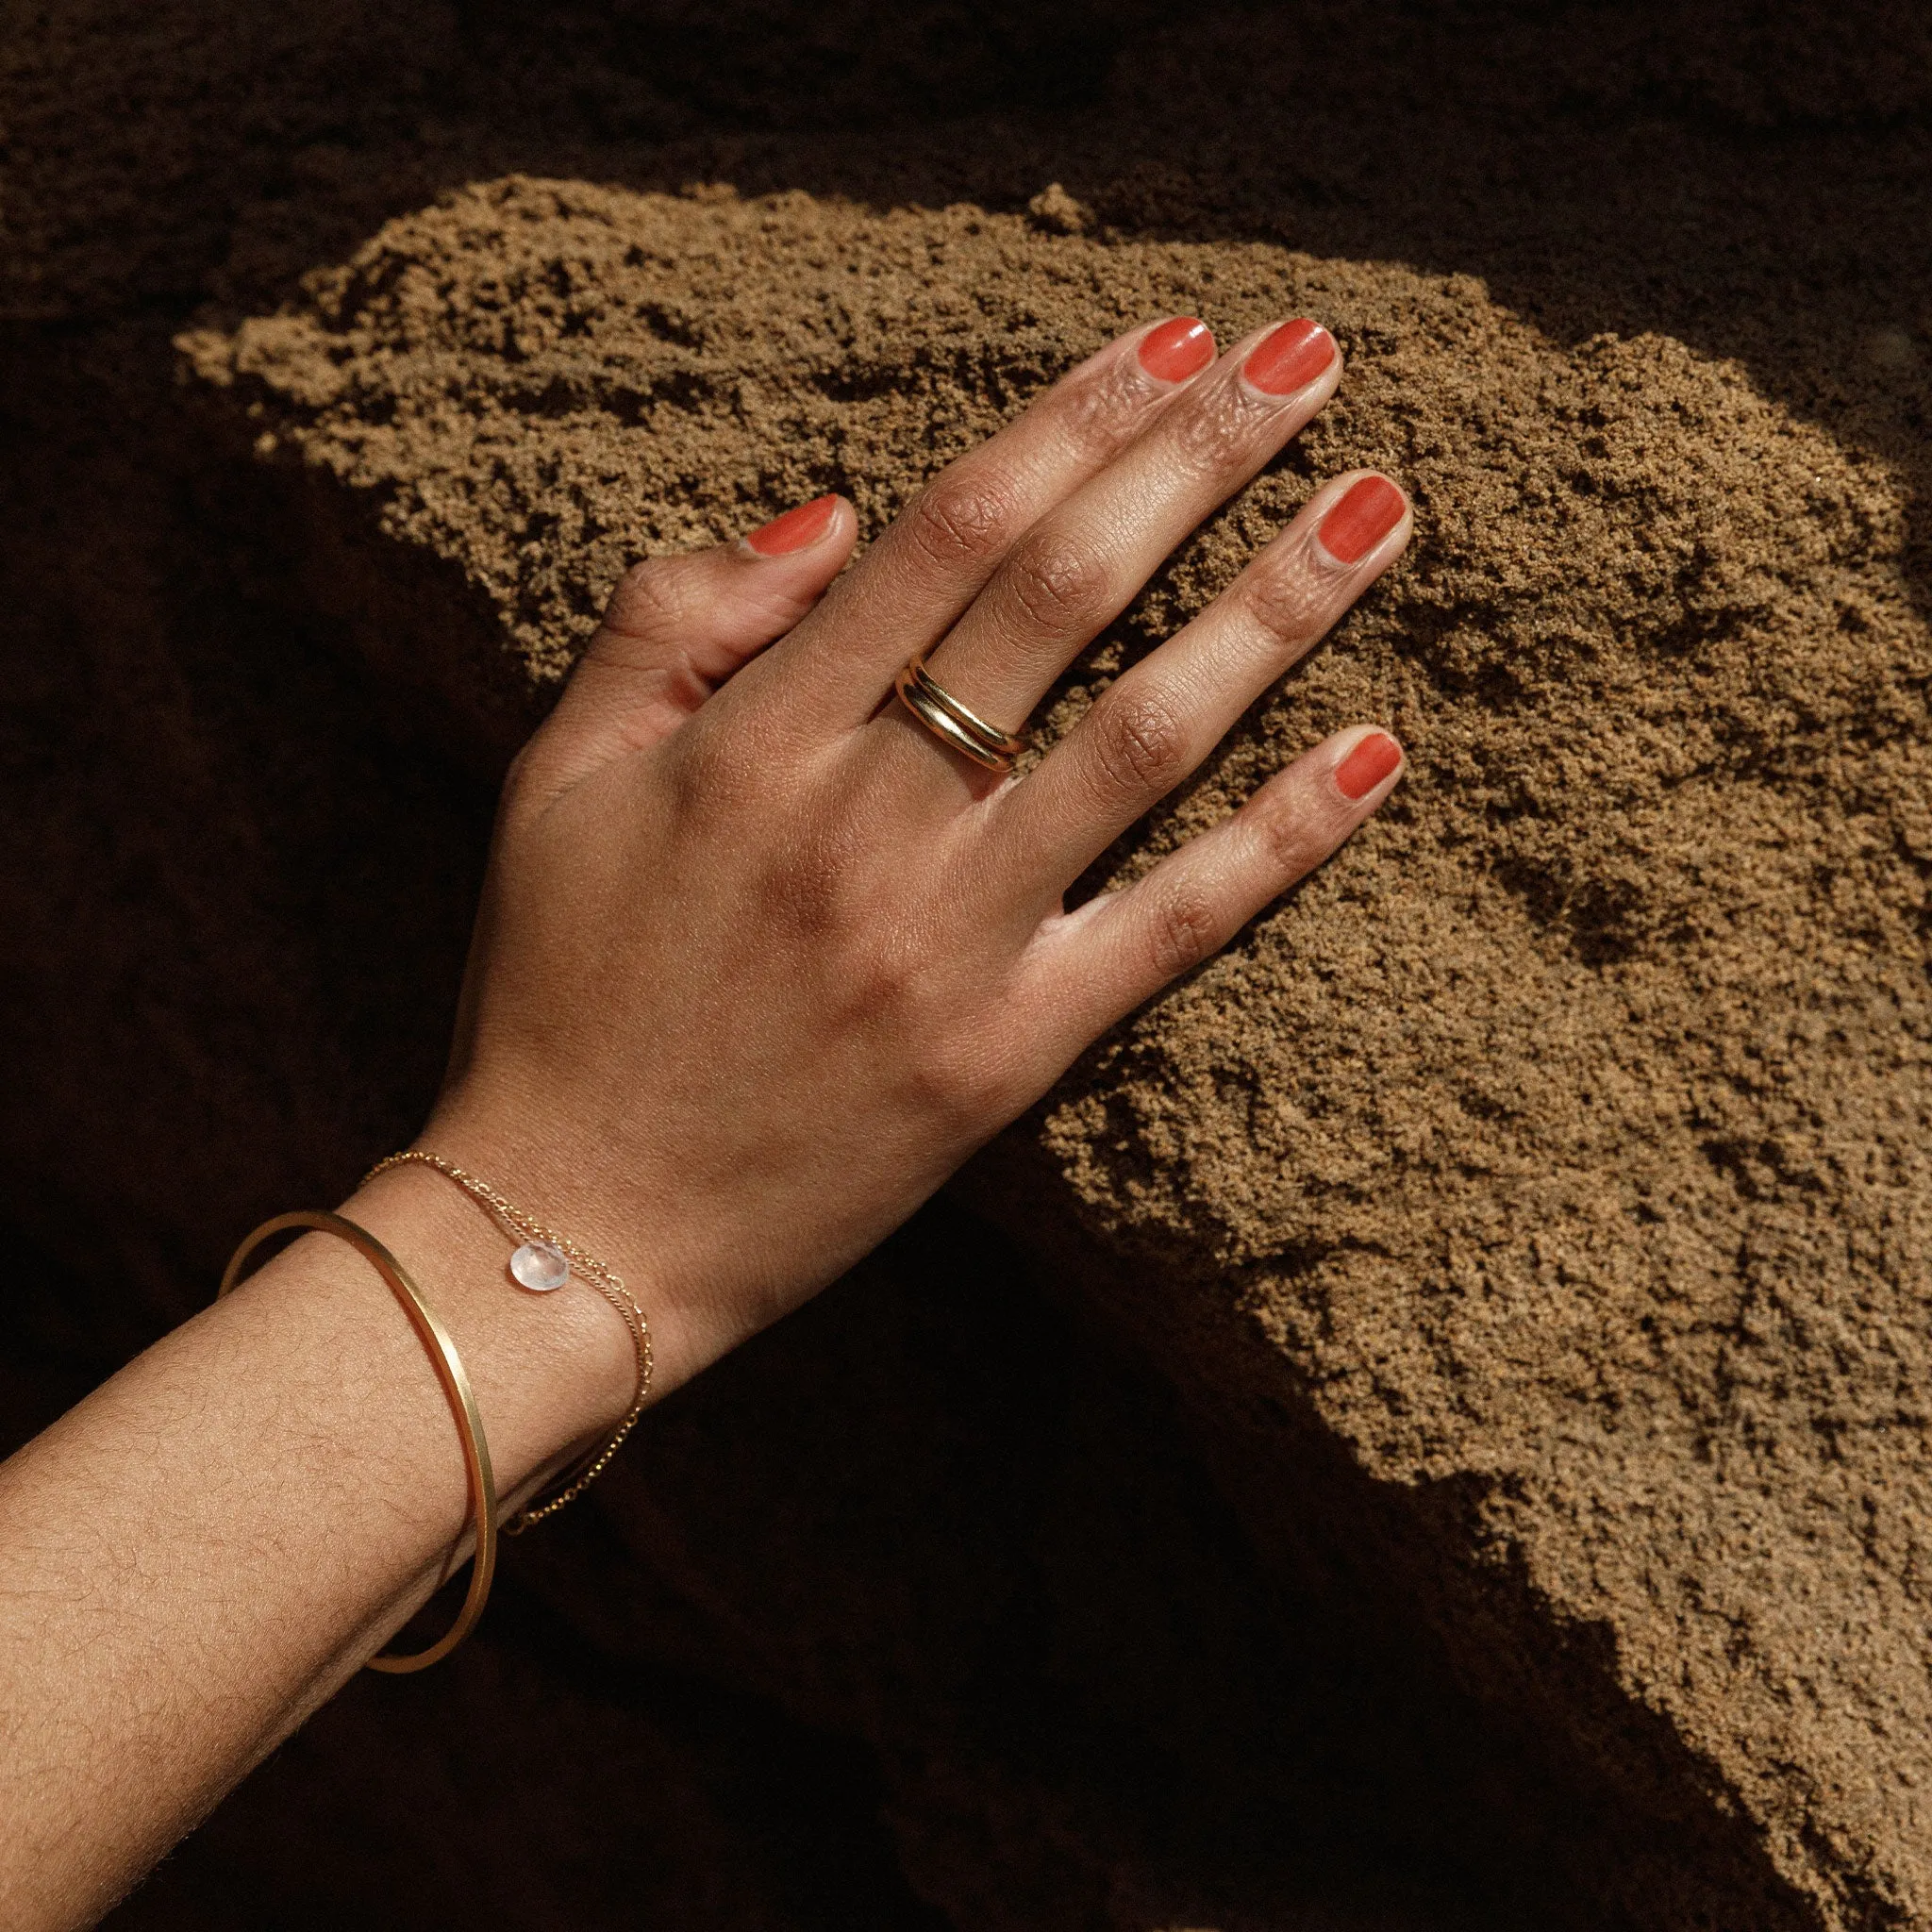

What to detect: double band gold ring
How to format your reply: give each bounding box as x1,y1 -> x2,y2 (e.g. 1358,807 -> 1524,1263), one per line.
893,654 -> 1028,774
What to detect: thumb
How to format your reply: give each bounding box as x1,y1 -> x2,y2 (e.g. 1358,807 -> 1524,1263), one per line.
520,493 -> 856,801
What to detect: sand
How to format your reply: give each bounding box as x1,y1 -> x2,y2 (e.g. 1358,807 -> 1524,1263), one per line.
8,2 -> 1932,1927
184,175 -> 1932,1925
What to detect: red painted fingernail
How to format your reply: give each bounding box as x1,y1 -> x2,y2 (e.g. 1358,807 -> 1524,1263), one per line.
1317,475 -> 1406,564
1336,731 -> 1403,801
1138,316 -> 1215,384
1242,318 -> 1335,396
745,494 -> 840,557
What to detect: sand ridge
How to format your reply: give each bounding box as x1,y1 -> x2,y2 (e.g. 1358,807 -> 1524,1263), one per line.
189,177 -> 1932,1924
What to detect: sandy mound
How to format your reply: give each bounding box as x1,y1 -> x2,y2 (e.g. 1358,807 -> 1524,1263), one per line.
186,176 -> 1932,1926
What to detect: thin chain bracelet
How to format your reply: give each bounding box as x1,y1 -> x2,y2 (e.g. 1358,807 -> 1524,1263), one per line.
362,1149 -> 653,1534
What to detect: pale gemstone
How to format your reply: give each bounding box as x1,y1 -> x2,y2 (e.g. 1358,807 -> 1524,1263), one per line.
509,1241 -> 570,1291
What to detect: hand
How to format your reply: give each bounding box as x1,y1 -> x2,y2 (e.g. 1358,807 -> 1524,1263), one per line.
425,313 -> 1412,1392
0,313 -> 1413,1930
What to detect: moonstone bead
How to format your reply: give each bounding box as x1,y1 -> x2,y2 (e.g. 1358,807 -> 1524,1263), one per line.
509,1241 -> 570,1291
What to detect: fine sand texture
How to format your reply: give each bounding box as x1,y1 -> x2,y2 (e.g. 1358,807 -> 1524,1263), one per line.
188,178 -> 1932,1927
9,2 -> 1932,1927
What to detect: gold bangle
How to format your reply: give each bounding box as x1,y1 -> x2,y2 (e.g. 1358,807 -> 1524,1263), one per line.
360,1150 -> 653,1534
220,1209 -> 498,1674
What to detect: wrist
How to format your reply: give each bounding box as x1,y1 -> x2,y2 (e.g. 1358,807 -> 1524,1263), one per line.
415,1085 -> 739,1399
337,1158 -> 638,1505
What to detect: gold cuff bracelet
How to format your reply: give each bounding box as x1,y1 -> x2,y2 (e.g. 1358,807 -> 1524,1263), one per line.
220,1209 -> 499,1675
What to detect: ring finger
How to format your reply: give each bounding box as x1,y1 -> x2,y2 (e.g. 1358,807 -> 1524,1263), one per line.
774,314 -> 1222,720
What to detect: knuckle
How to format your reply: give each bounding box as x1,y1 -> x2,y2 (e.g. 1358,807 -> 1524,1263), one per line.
1250,790 -> 1338,879
903,469 -> 1016,574
763,784 -> 878,949
784,861 -> 861,950
1144,882 -> 1224,981
1239,552 -> 1328,651
856,941 -> 915,1007
757,827 -> 870,962
1167,379 -> 1267,479
603,557 -> 692,642
1085,686 -> 1191,805
1001,531 -> 1110,635
1056,355 -> 1158,464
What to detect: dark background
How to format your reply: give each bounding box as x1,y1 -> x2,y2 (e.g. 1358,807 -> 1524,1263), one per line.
3,3 -> 1926,1924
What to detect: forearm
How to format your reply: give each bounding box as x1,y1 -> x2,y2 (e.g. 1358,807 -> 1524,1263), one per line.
0,1161 -> 635,1932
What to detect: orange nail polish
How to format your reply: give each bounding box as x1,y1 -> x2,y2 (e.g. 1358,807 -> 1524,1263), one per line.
1317,475 -> 1406,564
1336,731 -> 1403,801
1242,318 -> 1334,396
745,494 -> 840,556
1138,316 -> 1215,384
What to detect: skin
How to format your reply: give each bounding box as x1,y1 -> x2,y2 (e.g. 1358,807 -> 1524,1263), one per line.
0,315 -> 1411,1929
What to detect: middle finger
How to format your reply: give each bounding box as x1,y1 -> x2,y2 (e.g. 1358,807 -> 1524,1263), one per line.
908,317 -> 1342,743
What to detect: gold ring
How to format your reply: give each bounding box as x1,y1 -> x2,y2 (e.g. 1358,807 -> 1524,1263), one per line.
893,654 -> 1027,774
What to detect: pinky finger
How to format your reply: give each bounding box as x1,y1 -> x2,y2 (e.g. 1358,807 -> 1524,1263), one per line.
1033,724 -> 1405,1037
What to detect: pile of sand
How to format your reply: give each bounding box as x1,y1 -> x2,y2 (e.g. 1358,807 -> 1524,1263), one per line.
188,178 -> 1932,1925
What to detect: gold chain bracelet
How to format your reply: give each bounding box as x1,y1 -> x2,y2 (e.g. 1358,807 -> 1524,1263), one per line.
362,1149 -> 653,1534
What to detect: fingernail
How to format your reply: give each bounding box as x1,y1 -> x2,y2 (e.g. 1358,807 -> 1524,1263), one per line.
1242,318 -> 1335,396
1336,731 -> 1403,801
1138,316 -> 1216,384
1317,475 -> 1406,565
744,494 -> 840,557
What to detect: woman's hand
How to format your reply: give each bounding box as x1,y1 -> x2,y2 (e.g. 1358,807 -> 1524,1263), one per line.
0,316 -> 1412,1928
427,312 -> 1412,1391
